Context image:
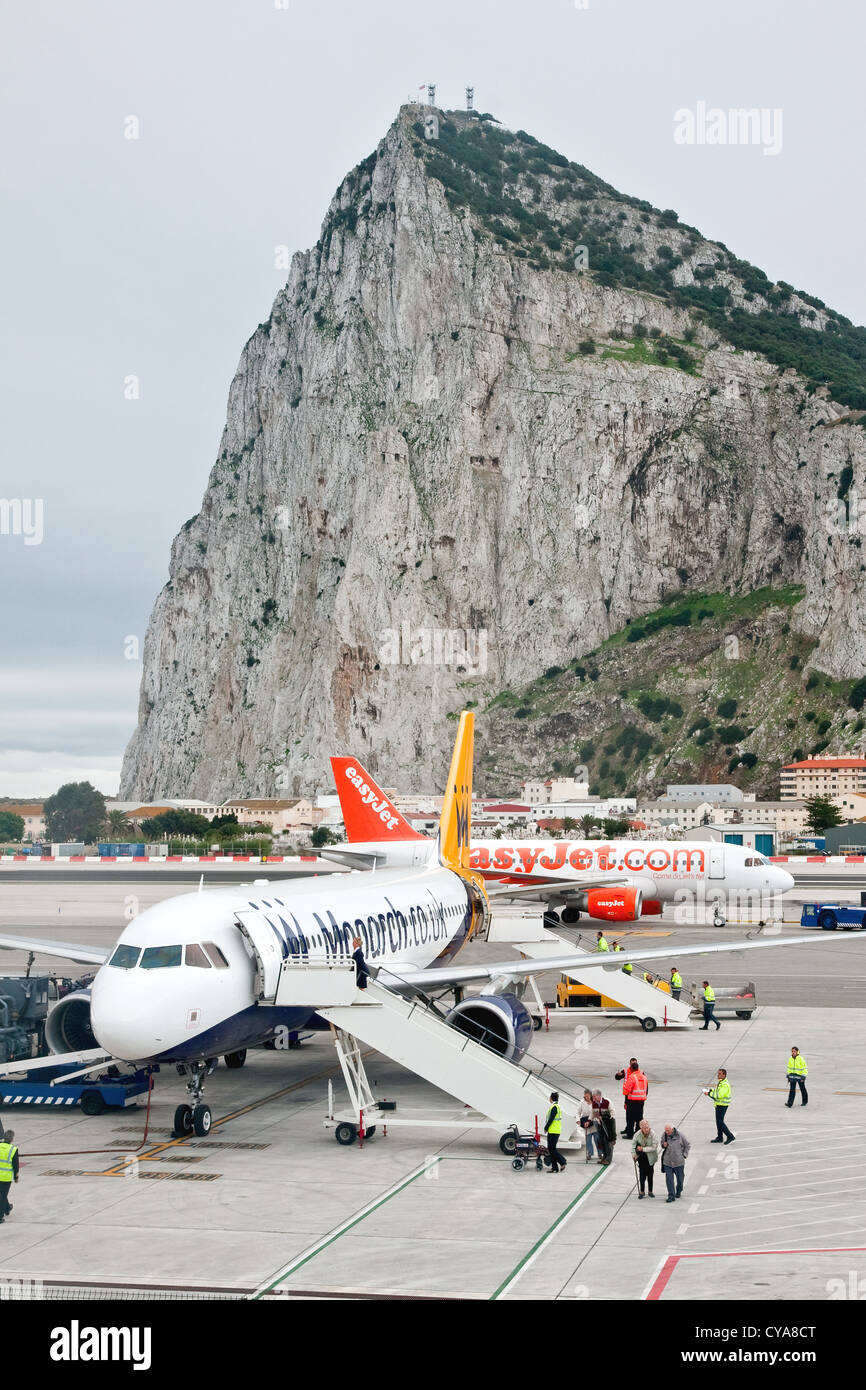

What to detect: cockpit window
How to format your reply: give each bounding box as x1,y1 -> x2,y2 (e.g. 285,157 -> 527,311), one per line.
185,944 -> 212,968
203,942 -> 229,969
109,944 -> 141,969
140,945 -> 182,970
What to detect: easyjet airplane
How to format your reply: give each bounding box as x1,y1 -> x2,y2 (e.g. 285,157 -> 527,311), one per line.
328,755 -> 795,923
0,716 -> 828,1139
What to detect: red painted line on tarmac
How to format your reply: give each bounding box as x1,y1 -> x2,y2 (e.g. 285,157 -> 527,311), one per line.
646,1246 -> 866,1300
646,1255 -> 679,1300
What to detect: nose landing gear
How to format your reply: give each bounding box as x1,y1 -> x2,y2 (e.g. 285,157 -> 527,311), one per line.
173,1060 -> 217,1137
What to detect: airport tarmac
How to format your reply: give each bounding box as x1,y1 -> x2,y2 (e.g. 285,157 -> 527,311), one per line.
0,1005 -> 863,1301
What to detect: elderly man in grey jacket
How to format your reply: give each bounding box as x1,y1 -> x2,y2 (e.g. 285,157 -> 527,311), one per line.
660,1123 -> 691,1202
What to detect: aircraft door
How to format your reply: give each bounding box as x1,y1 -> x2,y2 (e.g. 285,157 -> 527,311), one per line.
708,844 -> 725,879
234,910 -> 283,1001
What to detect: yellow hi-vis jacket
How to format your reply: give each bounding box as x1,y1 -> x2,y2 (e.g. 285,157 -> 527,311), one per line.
597,937 -> 609,952
787,1054 -> 808,1078
613,943 -> 633,973
671,971 -> 683,989
703,985 -> 715,1002
0,1142 -> 18,1180
708,1080 -> 732,1107
545,1104 -> 562,1135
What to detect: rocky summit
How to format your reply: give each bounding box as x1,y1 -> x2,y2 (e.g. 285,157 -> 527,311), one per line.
120,106 -> 866,798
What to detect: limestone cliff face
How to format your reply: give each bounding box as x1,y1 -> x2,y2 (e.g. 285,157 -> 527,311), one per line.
120,107 -> 866,798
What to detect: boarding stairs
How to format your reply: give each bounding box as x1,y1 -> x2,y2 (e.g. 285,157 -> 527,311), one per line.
271,960 -> 586,1142
488,913 -> 693,1029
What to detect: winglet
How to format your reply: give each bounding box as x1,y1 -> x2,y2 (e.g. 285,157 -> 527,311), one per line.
437,710 -> 475,873
329,756 -> 425,842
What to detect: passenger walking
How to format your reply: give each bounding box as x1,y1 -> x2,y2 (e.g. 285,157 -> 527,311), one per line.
621,1061 -> 648,1139
670,967 -> 683,1001
596,931 -> 609,953
0,1129 -> 18,1223
544,1091 -> 567,1173
591,1090 -> 615,1165
660,1123 -> 690,1202
786,1047 -> 808,1108
351,935 -> 370,990
578,1089 -> 599,1162
630,1119 -> 658,1199
700,980 -> 721,1030
706,1068 -> 735,1143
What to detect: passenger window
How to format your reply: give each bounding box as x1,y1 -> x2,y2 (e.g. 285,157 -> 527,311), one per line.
185,944 -> 212,968
203,942 -> 229,969
109,944 -> 141,969
140,945 -> 182,969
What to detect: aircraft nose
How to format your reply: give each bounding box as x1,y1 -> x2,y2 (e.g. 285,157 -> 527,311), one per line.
774,868 -> 795,894
89,972 -> 163,1061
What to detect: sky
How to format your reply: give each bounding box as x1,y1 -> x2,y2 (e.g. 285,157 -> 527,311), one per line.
2,0 -> 864,799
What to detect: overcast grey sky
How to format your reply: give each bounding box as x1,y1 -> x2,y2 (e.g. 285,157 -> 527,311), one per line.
2,0 -> 864,799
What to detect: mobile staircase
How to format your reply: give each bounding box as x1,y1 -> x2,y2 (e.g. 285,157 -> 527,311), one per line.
272,959 -> 587,1151
489,913 -> 693,1030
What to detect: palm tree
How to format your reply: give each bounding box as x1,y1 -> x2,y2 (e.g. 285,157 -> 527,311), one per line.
579,814 -> 598,838
104,809 -> 132,841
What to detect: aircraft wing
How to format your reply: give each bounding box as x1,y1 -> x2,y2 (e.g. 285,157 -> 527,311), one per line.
0,934 -> 111,966
378,931 -> 857,991
483,873 -> 629,898
316,848 -> 387,870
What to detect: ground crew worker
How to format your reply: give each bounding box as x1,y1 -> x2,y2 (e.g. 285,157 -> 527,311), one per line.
0,1130 -> 18,1222
670,967 -> 683,1001
706,1068 -> 735,1143
614,1057 -> 643,1108
596,931 -> 609,952
700,980 -> 720,1030
544,1091 -> 567,1173
612,940 -> 633,974
351,936 -> 370,990
621,1061 -> 648,1138
786,1047 -> 808,1108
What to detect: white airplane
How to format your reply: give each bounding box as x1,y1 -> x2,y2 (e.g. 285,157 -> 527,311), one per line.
328,754 -> 795,922
0,715 -> 837,1140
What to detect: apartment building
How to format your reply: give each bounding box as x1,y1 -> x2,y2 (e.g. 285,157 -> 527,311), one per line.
780,756 -> 866,800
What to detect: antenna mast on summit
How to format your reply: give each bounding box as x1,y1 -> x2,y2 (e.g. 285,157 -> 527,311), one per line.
427,83 -> 436,106
466,86 -> 474,112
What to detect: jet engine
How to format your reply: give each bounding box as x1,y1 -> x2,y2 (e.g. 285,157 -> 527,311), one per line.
45,991 -> 97,1053
445,993 -> 533,1063
640,899 -> 663,916
583,886 -> 643,922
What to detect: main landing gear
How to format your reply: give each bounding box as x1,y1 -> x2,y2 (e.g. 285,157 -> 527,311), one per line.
173,1060 -> 218,1137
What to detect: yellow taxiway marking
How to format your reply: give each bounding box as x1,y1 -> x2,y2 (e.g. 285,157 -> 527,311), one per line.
79,1055 -> 371,1179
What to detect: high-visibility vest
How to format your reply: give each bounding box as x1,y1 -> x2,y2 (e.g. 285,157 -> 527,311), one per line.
623,962 -> 633,974
0,1142 -> 17,1180
625,1070 -> 648,1102
597,937 -> 609,952
547,1104 -> 562,1135
703,985 -> 715,1002
788,1054 -> 808,1077
709,1080 -> 731,1106
613,944 -> 622,952
671,972 -> 682,989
